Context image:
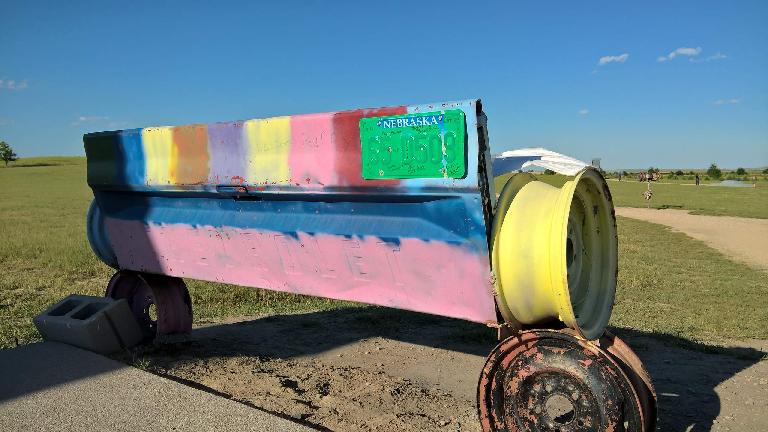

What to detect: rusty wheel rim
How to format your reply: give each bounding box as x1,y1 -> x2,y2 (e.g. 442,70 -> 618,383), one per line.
106,270 -> 192,339
478,330 -> 643,432
601,332 -> 657,432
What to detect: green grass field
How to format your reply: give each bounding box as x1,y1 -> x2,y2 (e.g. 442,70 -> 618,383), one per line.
5,156 -> 87,168
495,172 -> 768,219
613,217 -> 767,341
0,158 -> 345,348
1,157 -> 766,348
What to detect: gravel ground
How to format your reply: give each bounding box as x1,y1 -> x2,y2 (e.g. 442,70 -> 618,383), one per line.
115,308 -> 768,431
616,207 -> 768,271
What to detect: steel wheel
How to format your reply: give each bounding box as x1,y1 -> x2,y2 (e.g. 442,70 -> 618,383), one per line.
478,330 -> 644,432
106,270 -> 192,339
600,332 -> 657,432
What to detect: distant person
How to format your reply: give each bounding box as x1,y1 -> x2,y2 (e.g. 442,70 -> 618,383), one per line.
618,172 -> 622,181
695,174 -> 700,186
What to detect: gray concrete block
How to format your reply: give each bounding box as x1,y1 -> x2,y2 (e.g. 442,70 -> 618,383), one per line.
33,295 -> 143,354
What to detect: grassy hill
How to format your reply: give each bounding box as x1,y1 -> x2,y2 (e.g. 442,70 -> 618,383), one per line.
495,172 -> 768,219
1,159 -> 766,348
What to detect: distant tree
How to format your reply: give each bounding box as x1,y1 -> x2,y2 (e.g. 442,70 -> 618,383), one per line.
622,170 -> 628,177
0,141 -> 18,167
647,167 -> 659,174
675,170 -> 684,176
707,163 -> 722,179
763,168 -> 768,175
736,167 -> 747,175
543,169 -> 556,175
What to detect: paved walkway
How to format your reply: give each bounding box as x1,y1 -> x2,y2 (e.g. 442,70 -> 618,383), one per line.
0,342 -> 314,432
616,207 -> 768,271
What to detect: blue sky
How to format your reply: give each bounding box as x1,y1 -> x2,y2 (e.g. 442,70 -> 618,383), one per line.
1,1 -> 766,169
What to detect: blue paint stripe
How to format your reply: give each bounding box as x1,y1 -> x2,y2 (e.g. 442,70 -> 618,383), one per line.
97,192 -> 488,249
118,129 -> 146,185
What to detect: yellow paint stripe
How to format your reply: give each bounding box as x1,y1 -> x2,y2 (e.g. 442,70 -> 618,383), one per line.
142,127 -> 177,185
243,116 -> 291,184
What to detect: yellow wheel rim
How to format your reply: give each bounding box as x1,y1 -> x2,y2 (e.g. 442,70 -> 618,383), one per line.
491,168 -> 617,340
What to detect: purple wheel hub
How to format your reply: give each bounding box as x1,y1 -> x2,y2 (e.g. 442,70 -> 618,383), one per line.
106,270 -> 192,339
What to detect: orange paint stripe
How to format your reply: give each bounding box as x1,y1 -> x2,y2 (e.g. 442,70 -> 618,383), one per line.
172,125 -> 210,184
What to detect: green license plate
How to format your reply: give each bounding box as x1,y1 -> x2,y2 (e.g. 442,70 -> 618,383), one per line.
359,109 -> 466,179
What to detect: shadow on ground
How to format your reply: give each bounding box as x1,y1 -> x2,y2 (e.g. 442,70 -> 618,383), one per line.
2,306 -> 764,430
0,342 -> 125,402
116,306 -> 764,431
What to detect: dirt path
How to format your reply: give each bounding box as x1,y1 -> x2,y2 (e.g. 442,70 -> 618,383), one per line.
616,207 -> 768,271
117,308 -> 768,432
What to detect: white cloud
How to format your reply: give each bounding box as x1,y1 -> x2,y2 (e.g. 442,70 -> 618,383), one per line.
691,52 -> 727,63
578,109 -> 590,115
657,46 -> 703,62
598,53 -> 629,66
713,98 -> 740,106
675,47 -> 702,57
0,79 -> 28,90
72,115 -> 109,125
71,116 -> 130,129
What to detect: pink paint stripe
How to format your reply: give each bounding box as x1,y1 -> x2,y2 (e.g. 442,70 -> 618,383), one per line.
288,112 -> 337,187
105,219 -> 497,323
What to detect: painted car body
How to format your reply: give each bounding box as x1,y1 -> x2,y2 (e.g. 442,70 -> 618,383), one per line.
85,99 -> 499,324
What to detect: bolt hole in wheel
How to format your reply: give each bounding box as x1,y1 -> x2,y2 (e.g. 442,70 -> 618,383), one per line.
545,393 -> 575,425
145,302 -> 158,325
